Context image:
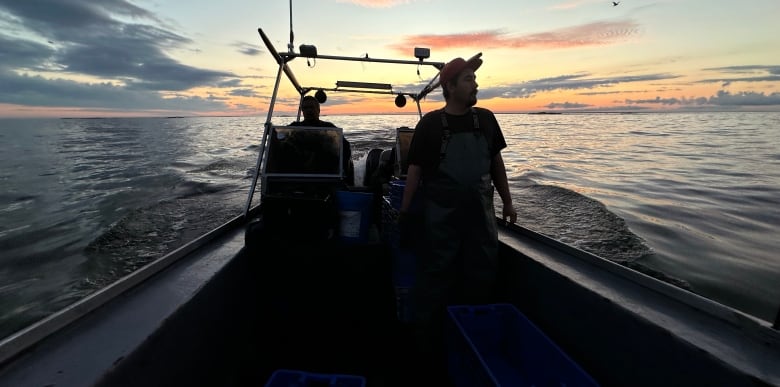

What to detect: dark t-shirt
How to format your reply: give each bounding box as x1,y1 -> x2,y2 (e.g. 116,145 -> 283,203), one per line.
406,107 -> 507,181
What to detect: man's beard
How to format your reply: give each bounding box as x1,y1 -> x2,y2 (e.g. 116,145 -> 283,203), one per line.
466,93 -> 477,107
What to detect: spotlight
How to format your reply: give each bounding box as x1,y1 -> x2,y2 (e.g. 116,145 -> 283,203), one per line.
315,89 -> 327,103
395,94 -> 407,108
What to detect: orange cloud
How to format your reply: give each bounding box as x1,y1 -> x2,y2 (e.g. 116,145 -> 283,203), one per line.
390,20 -> 640,53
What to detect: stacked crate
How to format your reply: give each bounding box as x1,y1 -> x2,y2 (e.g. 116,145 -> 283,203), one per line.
446,304 -> 600,387
381,179 -> 419,323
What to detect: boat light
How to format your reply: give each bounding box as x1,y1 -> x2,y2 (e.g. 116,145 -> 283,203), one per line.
315,89 -> 327,103
414,47 -> 430,61
299,44 -> 317,58
395,94 -> 407,108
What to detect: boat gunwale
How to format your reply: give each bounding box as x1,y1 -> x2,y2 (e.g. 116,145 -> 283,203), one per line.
0,206 -> 260,367
500,221 -> 779,338
500,223 -> 780,386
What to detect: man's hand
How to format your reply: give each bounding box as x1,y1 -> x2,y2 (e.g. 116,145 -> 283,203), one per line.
502,204 -> 517,224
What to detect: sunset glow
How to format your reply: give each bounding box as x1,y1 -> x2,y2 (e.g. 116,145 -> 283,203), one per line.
1,0 -> 778,118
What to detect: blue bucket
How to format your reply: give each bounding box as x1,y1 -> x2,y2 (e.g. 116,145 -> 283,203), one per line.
335,190 -> 373,244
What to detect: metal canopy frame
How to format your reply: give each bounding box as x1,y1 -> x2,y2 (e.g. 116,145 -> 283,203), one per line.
245,28 -> 448,215
335,81 -> 392,91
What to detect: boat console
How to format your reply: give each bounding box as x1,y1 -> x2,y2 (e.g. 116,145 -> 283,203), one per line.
250,125 -> 351,245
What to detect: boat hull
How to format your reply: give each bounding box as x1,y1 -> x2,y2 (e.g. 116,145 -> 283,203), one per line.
1,213 -> 777,386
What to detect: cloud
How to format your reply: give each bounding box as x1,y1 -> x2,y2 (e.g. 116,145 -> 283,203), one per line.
474,72 -> 679,100
390,20 -> 640,53
0,69 -> 225,111
229,88 -> 260,98
544,102 -> 592,109
336,0 -> 412,7
704,65 -> 780,75
0,0 -> 160,31
708,90 -> 780,106
697,65 -> 780,84
0,0 -> 236,113
234,42 -> 262,56
578,90 -> 648,95
625,96 -> 707,106
624,90 -> 780,107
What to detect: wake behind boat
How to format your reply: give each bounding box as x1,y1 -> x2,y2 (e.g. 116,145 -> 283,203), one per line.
0,10 -> 778,387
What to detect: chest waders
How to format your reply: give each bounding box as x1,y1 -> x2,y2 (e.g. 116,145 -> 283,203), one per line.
413,109 -> 499,353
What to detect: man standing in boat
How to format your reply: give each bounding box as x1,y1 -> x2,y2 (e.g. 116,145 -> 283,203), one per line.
399,54 -> 517,373
290,95 -> 354,185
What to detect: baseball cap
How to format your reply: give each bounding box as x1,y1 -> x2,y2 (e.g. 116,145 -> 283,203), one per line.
439,52 -> 483,85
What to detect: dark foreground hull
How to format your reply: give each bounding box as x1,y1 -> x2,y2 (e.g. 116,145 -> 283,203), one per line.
0,206 -> 778,386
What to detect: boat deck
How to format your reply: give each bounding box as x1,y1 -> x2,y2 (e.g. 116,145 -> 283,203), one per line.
243,241 -> 442,386
93,233 -> 449,387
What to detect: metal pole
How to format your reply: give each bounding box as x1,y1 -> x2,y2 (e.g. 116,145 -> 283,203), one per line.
288,0 -> 294,53
244,61 -> 286,217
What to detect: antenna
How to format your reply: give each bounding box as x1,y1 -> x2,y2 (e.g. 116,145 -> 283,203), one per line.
288,0 -> 295,53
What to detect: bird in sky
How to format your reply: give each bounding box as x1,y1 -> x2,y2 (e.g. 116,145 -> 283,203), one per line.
613,1 -> 620,6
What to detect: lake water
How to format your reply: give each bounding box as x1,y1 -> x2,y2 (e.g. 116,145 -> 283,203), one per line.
0,112 -> 778,339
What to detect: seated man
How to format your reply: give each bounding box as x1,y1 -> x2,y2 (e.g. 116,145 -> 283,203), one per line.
290,95 -> 354,185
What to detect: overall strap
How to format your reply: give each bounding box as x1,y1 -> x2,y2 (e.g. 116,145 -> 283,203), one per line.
439,108 -> 480,160
471,107 -> 480,130
439,112 -> 450,161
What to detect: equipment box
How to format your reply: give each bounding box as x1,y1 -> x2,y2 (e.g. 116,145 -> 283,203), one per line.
382,196 -> 417,323
264,369 -> 366,387
260,190 -> 339,244
447,304 -> 599,387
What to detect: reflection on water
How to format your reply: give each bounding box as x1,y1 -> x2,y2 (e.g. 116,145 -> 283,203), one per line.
495,112 -> 780,321
1,112 -> 779,340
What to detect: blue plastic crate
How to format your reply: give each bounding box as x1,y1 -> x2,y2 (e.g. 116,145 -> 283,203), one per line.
264,369 -> 366,387
389,179 -> 405,209
380,196 -> 397,245
446,304 -> 600,387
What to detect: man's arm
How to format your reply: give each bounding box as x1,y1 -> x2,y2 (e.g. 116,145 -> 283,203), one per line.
491,153 -> 517,224
400,164 -> 422,213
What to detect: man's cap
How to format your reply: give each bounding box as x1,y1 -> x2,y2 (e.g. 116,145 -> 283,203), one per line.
439,53 -> 483,85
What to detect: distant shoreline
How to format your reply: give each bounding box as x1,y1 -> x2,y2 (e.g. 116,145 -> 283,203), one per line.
0,110 -> 775,121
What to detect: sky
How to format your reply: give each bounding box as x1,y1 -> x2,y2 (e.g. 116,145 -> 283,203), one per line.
0,0 -> 779,118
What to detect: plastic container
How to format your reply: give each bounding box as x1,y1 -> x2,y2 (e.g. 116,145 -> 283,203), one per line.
264,369 -> 366,387
335,190 -> 373,244
389,179 -> 405,209
388,179 -> 421,211
380,196 -> 398,246
446,304 -> 600,387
